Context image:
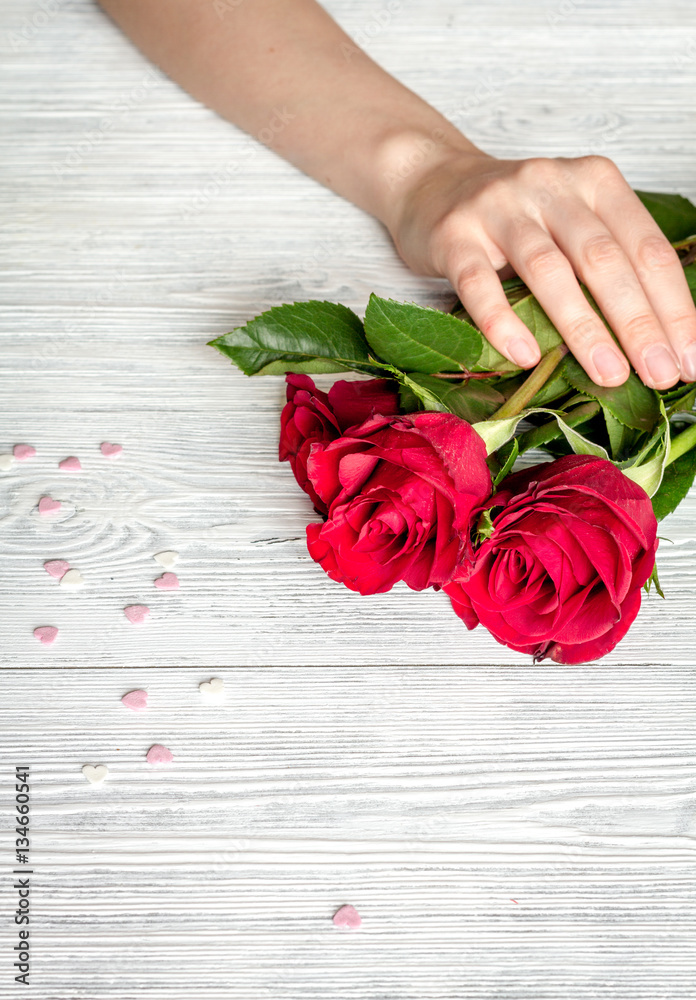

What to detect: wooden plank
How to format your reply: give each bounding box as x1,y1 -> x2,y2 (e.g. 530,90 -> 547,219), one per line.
1,0 -> 695,995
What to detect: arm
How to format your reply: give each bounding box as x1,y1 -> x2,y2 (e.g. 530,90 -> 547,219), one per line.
98,0 -> 696,389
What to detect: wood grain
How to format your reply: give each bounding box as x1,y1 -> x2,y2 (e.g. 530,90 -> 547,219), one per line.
2,666 -> 695,998
1,0 -> 696,996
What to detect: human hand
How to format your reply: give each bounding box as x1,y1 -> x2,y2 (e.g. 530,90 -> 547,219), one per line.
389,150 -> 696,388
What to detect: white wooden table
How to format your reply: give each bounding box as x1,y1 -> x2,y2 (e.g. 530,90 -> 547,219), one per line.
1,1 -> 695,996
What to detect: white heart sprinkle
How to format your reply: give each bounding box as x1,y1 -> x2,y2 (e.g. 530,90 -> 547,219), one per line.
60,568 -> 85,588
199,677 -> 225,700
154,550 -> 179,568
82,764 -> 108,784
0,454 -> 15,472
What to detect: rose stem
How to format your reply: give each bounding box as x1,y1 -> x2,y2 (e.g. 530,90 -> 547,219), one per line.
490,344 -> 569,421
665,420 -> 696,467
514,400 -> 601,454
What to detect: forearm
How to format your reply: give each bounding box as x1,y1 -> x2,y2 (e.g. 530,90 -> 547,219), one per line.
97,0 -> 484,228
97,0 -> 696,389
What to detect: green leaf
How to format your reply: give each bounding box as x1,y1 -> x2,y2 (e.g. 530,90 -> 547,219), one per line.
475,508 -> 495,542
643,563 -> 665,599
650,446 -> 696,520
621,400 -> 670,497
398,373 -> 505,423
660,381 -> 696,414
562,355 -> 659,432
635,190 -> 696,242
684,262 -> 696,299
209,300 -> 376,376
363,295 -> 483,374
493,437 -> 519,486
603,407 -> 638,460
529,369 -> 571,408
398,372 -> 449,411
473,407 -> 610,459
473,293 -> 563,373
398,380 -> 421,413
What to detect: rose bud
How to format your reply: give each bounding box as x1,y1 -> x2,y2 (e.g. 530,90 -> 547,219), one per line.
444,454 -> 658,663
305,412 -> 492,594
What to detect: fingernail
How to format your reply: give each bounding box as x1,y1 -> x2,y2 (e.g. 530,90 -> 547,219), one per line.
507,338 -> 539,368
643,344 -> 680,387
681,344 -> 696,382
591,344 -> 629,385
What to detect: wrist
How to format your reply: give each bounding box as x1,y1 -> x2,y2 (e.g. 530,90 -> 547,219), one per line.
369,124 -> 491,233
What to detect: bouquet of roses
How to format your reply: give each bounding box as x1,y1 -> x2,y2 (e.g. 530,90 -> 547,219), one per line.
210,191 -> 696,663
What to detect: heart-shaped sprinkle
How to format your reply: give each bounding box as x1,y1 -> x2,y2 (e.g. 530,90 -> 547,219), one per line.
124,604 -> 150,625
0,454 -> 14,472
100,442 -> 123,459
199,677 -> 225,699
60,568 -> 85,588
146,744 -> 173,765
38,496 -> 61,515
13,444 -> 36,461
154,572 -> 179,590
154,550 -> 179,568
34,626 -> 59,645
332,904 -> 362,930
58,456 -> 81,472
44,559 -> 71,579
121,689 -> 148,711
82,764 -> 108,784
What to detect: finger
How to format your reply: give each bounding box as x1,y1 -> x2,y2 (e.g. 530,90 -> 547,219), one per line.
593,181 -> 696,382
445,248 -> 541,368
546,200 -> 681,389
496,220 -> 631,387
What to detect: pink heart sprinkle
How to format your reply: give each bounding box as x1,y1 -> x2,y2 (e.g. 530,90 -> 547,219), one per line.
14,444 -> 36,461
121,689 -> 148,711
154,572 -> 179,590
38,496 -> 61,515
44,559 -> 71,579
332,904 -> 361,929
100,442 -> 123,458
34,626 -> 59,645
146,744 -> 173,765
58,456 -> 81,472
124,604 -> 150,625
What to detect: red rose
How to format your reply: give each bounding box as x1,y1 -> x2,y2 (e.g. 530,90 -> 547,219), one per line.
444,454 -> 658,663
305,412 -> 492,594
279,374 -> 399,512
